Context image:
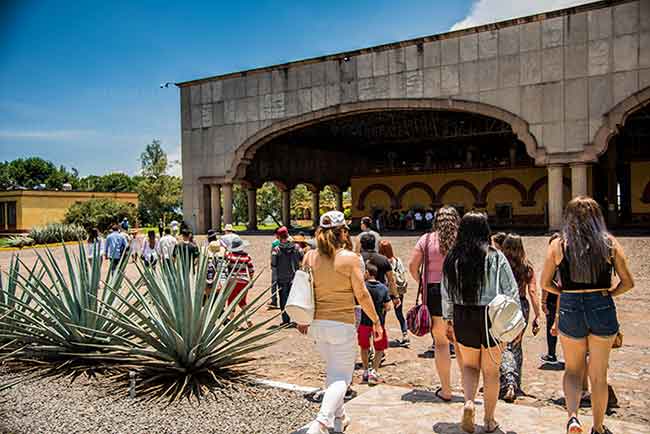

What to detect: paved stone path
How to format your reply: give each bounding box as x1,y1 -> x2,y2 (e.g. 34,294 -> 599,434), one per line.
294,385 -> 649,434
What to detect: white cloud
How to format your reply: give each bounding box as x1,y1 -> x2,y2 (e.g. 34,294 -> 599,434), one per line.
451,0 -> 594,30
0,129 -> 97,140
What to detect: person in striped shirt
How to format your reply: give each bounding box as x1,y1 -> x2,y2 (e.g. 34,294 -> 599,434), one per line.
224,235 -> 255,328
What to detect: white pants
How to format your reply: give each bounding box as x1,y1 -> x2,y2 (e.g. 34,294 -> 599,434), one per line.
309,319 -> 357,428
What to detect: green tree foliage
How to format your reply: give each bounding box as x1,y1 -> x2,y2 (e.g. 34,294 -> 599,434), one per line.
136,140 -> 182,225
79,173 -> 137,192
0,157 -> 78,190
257,182 -> 281,225
232,184 -> 248,225
64,198 -> 138,232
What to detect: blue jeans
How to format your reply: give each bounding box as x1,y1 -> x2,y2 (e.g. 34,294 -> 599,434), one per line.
559,291 -> 619,339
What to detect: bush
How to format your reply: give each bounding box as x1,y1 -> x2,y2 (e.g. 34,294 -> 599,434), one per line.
29,223 -> 86,244
64,198 -> 138,232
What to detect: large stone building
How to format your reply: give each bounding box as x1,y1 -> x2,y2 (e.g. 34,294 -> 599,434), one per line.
178,0 -> 650,232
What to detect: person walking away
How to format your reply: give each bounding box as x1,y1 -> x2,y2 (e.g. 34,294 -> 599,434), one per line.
169,219 -> 180,236
205,240 -> 224,301
541,232 -> 562,365
540,196 -> 633,434
105,224 -> 128,276
159,228 -> 177,263
157,219 -> 164,237
409,205 -> 461,402
441,212 -> 519,433
220,223 -> 238,250
359,261 -> 392,386
129,229 -> 142,262
268,227 -> 281,309
378,239 -> 409,345
85,227 -> 104,261
141,230 -> 160,268
120,217 -> 129,231
354,216 -> 380,254
271,226 -> 304,325
498,234 -> 542,402
225,235 -> 255,329
173,228 -> 199,262
298,210 -> 382,434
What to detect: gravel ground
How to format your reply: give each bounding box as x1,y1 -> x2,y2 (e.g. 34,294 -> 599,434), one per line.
0,372 -> 317,434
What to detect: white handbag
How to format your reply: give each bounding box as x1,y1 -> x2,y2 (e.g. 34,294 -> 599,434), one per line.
485,253 -> 526,346
285,265 -> 315,326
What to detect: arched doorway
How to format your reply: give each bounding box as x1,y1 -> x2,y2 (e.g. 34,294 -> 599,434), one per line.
232,99 -> 546,229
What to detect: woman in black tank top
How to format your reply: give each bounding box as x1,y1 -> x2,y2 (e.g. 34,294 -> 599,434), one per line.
541,197 -> 634,434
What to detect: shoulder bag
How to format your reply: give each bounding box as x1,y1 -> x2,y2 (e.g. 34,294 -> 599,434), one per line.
285,251 -> 315,325
406,234 -> 431,336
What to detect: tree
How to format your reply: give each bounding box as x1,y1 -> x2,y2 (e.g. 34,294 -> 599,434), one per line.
232,184 -> 247,225
64,198 -> 138,232
79,173 -> 136,192
256,182 -> 281,226
136,140 -> 182,226
0,157 -> 78,190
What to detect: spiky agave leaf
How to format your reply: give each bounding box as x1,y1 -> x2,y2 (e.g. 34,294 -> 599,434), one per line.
0,242 -> 132,380
99,247 -> 282,403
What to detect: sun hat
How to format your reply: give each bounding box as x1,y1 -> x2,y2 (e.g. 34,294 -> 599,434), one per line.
319,210 -> 348,229
208,240 -> 223,256
224,223 -> 234,232
228,235 -> 250,252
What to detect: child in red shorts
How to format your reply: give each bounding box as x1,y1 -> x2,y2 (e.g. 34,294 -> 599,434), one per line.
358,261 -> 392,385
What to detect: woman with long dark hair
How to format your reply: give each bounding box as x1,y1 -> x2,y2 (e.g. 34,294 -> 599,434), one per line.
299,211 -> 381,434
409,205 -> 461,401
498,234 -> 541,402
378,239 -> 409,344
441,212 -> 519,433
541,197 -> 633,434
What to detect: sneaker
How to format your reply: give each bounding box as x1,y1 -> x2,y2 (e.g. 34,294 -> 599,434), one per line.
591,426 -> 613,434
306,421 -> 328,434
367,369 -> 380,386
401,333 -> 410,345
333,414 -> 351,433
540,354 -> 559,364
361,370 -> 369,383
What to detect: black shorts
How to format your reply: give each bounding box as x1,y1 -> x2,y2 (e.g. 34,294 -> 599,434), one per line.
426,283 -> 443,317
453,304 -> 498,349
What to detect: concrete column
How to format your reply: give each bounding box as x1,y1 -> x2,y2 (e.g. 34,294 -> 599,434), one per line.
222,183 -> 233,226
570,163 -> 588,198
281,189 -> 291,227
548,165 -> 564,231
335,189 -> 344,212
247,188 -> 257,231
311,189 -> 320,228
210,184 -> 222,231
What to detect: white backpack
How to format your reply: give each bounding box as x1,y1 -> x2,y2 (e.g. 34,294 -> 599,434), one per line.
485,253 -> 526,349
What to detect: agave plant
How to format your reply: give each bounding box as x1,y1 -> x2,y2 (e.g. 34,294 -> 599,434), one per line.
0,243 -> 132,380
98,248 -> 281,403
28,223 -> 86,245
4,235 -> 35,249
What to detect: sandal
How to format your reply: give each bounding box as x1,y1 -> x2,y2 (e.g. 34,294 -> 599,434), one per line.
434,387 -> 452,402
567,416 -> 583,433
484,419 -> 500,433
461,402 -> 475,433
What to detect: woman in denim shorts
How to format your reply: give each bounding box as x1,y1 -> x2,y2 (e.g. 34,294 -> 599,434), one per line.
541,197 -> 634,434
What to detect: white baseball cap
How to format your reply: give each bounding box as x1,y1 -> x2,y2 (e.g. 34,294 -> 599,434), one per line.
319,210 -> 348,229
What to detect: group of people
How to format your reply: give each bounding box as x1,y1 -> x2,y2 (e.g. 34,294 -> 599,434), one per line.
301,196 -> 634,434
372,208 -> 438,232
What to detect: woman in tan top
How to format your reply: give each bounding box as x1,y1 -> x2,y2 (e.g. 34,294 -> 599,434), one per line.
300,210 -> 381,434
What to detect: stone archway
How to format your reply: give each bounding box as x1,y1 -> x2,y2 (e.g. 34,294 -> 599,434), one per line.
396,182 -> 436,209
357,184 -> 397,211
229,98 -> 541,180
591,86 -> 650,158
477,178 -> 528,207
436,180 -> 480,206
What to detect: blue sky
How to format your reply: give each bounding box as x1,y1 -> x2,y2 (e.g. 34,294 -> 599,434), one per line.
0,0 -> 590,177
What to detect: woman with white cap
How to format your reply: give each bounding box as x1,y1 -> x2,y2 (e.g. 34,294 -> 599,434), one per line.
300,210 -> 382,434
224,234 -> 254,328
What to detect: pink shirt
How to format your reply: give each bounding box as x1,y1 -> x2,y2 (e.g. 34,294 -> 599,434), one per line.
415,232 -> 445,284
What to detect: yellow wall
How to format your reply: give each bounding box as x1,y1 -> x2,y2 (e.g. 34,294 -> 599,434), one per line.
351,167 -> 556,218
0,191 -> 138,232
631,161 -> 650,214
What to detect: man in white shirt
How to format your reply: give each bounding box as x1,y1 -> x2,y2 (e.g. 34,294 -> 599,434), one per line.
159,227 -> 178,260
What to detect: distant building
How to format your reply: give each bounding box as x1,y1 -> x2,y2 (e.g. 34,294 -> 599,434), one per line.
0,191 -> 138,233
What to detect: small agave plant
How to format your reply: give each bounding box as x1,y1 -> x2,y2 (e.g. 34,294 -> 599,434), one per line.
0,243 -> 131,380
99,248 -> 281,403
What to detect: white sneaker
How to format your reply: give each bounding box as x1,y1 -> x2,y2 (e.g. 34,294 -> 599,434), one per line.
333,414 -> 351,433
367,369 -> 380,386
306,421 -> 328,434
